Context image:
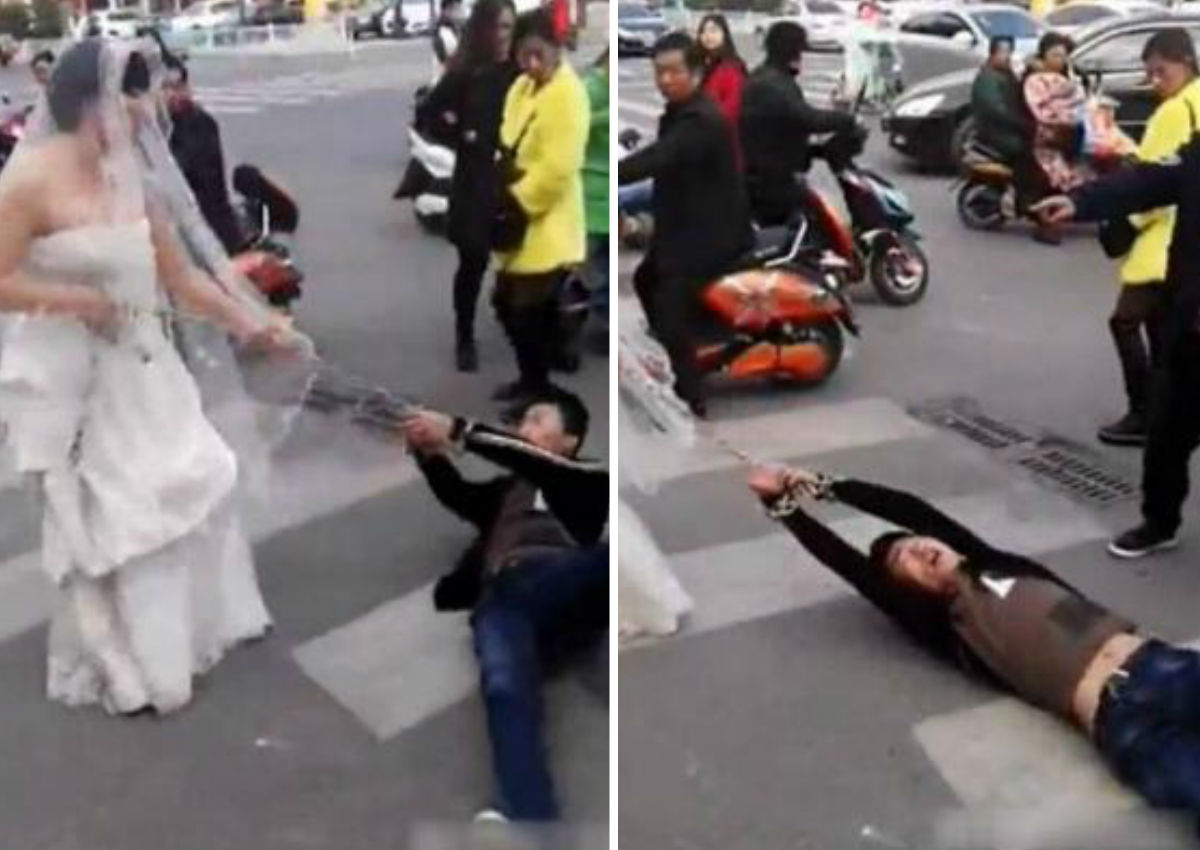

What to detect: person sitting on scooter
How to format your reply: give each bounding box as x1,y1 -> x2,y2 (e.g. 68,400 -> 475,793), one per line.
617,31 -> 753,419
161,56 -> 249,256
970,36 -> 1058,243
739,21 -> 857,227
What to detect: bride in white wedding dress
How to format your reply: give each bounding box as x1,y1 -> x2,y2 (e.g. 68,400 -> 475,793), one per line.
0,40 -> 308,715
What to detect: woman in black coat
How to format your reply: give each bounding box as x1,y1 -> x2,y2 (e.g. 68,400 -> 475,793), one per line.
419,0 -> 518,372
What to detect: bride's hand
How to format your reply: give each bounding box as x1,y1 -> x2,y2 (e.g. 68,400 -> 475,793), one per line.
237,314 -> 311,358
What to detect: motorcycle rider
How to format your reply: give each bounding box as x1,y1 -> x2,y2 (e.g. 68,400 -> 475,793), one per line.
618,31 -> 752,418
739,21 -> 858,227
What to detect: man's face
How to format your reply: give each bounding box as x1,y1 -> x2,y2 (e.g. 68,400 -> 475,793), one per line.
163,69 -> 192,114
516,403 -> 578,456
31,60 -> 52,89
517,35 -> 561,85
653,48 -> 698,103
989,44 -> 1013,70
884,536 -> 964,597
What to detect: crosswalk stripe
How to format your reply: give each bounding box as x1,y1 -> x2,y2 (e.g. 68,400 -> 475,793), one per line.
624,482 -> 1110,648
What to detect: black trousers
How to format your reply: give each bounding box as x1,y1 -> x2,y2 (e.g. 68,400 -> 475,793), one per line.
1142,318 -> 1200,534
493,269 -> 565,389
454,247 -> 490,344
1110,283 -> 1169,414
633,260 -> 704,407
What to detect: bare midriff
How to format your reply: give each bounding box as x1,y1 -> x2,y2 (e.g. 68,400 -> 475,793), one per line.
1072,631 -> 1148,736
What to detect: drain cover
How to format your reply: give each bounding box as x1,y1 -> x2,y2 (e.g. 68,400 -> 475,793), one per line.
909,398 -> 1138,507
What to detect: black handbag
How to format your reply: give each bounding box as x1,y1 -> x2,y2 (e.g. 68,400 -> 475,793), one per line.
491,110 -> 537,252
1098,100 -> 1197,259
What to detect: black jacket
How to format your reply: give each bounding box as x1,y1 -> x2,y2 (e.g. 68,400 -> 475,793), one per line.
169,103 -> 246,255
618,91 -> 752,283
739,63 -> 856,224
416,420 -> 609,611
970,64 -> 1030,162
420,61 -> 518,256
1072,136 -> 1200,334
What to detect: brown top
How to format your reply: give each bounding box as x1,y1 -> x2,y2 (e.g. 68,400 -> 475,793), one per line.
950,573 -> 1136,718
481,481 -> 575,576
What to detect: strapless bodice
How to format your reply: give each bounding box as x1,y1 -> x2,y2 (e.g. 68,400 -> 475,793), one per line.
28,219 -> 160,311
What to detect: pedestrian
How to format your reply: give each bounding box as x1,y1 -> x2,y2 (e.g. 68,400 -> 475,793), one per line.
1035,120 -> 1200,559
583,48 -> 609,321
491,8 -> 589,401
696,13 -> 748,144
30,50 -> 54,91
1097,28 -> 1200,448
401,390 -> 608,824
749,463 -> 1200,828
418,0 -> 518,373
430,0 -> 464,81
618,31 -> 753,418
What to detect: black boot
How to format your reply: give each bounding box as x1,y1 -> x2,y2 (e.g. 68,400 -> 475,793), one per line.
456,336 -> 478,373
1097,410 -> 1147,446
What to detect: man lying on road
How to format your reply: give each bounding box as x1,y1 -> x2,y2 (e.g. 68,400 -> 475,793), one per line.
750,463 -> 1200,828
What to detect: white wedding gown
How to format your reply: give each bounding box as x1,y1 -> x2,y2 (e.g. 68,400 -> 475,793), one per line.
0,220 -> 271,715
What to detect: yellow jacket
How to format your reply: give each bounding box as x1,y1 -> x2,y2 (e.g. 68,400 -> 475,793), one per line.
496,62 -> 589,275
1120,79 -> 1200,285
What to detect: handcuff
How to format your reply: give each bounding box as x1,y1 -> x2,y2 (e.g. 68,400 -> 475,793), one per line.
765,473 -> 838,519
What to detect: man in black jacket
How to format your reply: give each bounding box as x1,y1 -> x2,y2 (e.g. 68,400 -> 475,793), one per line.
162,58 -> 247,255
1035,138 -> 1200,559
618,31 -> 753,417
739,21 -> 856,226
403,387 -> 607,822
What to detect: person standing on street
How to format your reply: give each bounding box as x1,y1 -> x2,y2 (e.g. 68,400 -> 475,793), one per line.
1035,135 -> 1200,560
420,0 -> 518,373
696,14 -> 748,145
492,8 -> 589,401
430,0 -> 464,80
1098,29 -> 1200,448
618,31 -> 752,418
739,21 -> 856,227
583,48 -> 610,321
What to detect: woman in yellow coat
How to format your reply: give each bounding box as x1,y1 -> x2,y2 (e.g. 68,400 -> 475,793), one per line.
1099,29 -> 1200,446
492,8 -> 590,400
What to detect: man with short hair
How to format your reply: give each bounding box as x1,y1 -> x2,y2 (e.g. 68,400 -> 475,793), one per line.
617,31 -> 752,418
403,387 -> 608,822
162,57 -> 246,255
739,21 -> 857,227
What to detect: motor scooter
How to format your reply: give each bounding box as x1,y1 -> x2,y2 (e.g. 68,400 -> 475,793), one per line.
230,164 -> 304,310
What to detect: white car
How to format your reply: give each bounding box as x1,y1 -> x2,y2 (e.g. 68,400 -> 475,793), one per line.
171,0 -> 240,31
76,8 -> 146,39
895,4 -> 1042,58
756,0 -> 853,51
1042,0 -> 1164,37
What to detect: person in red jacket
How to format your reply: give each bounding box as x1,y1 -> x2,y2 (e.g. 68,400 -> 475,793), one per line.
697,13 -> 748,162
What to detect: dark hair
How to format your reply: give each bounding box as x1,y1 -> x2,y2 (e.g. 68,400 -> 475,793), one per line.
988,35 -> 1015,56
1142,27 -> 1199,74
517,386 -> 590,449
652,30 -> 704,72
697,13 -> 744,71
869,531 -> 912,572
513,7 -> 558,47
122,52 -> 151,96
764,21 -> 808,68
31,50 -> 55,68
164,54 -> 189,85
1037,31 -> 1074,60
448,0 -> 516,73
47,40 -> 103,132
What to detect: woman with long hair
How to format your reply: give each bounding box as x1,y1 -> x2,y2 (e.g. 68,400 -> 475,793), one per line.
420,0 -> 518,372
696,13 -> 747,138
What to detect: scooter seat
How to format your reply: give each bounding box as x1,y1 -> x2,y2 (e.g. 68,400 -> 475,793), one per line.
730,226 -> 793,268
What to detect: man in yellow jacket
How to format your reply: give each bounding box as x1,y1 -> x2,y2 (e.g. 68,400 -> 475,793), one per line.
1100,29 -> 1200,447
492,8 -> 590,401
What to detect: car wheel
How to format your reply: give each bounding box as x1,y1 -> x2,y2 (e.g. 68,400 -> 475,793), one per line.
949,114 -> 977,171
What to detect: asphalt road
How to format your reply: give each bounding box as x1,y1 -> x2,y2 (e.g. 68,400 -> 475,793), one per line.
0,39 -> 609,850
618,55 -> 1200,850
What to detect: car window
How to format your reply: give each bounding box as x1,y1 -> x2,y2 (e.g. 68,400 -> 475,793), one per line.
1046,5 -> 1112,26
969,9 -> 1039,39
1075,27 -> 1161,72
109,10 -> 140,19
214,2 -> 236,11
619,4 -> 650,17
900,11 -> 967,37
807,0 -> 842,14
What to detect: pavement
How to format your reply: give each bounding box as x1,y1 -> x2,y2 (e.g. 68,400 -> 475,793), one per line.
0,38 -> 608,850
618,55 -> 1200,850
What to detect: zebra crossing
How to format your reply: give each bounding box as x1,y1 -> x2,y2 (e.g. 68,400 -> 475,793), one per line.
616,297 -> 1194,845
193,63 -> 413,116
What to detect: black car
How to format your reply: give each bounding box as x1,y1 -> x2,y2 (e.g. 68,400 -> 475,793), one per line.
883,13 -> 1200,171
618,2 -> 669,57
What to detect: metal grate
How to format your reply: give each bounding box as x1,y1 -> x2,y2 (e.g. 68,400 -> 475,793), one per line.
909,397 -> 1138,507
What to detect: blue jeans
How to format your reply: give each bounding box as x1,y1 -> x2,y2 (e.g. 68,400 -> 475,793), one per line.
1095,640 -> 1200,828
470,545 -> 609,821
618,180 -> 653,216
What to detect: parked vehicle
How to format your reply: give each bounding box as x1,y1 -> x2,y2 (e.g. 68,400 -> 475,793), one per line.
617,2 -> 669,57
885,12 -> 1200,171
170,0 -> 240,31
77,8 -> 149,39
1042,0 -> 1162,38
249,0 -> 304,25
755,0 -> 853,53
348,0 -> 400,39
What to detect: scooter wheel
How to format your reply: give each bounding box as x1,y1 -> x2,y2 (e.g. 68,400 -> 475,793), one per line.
957,181 -> 1006,231
869,234 -> 928,307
